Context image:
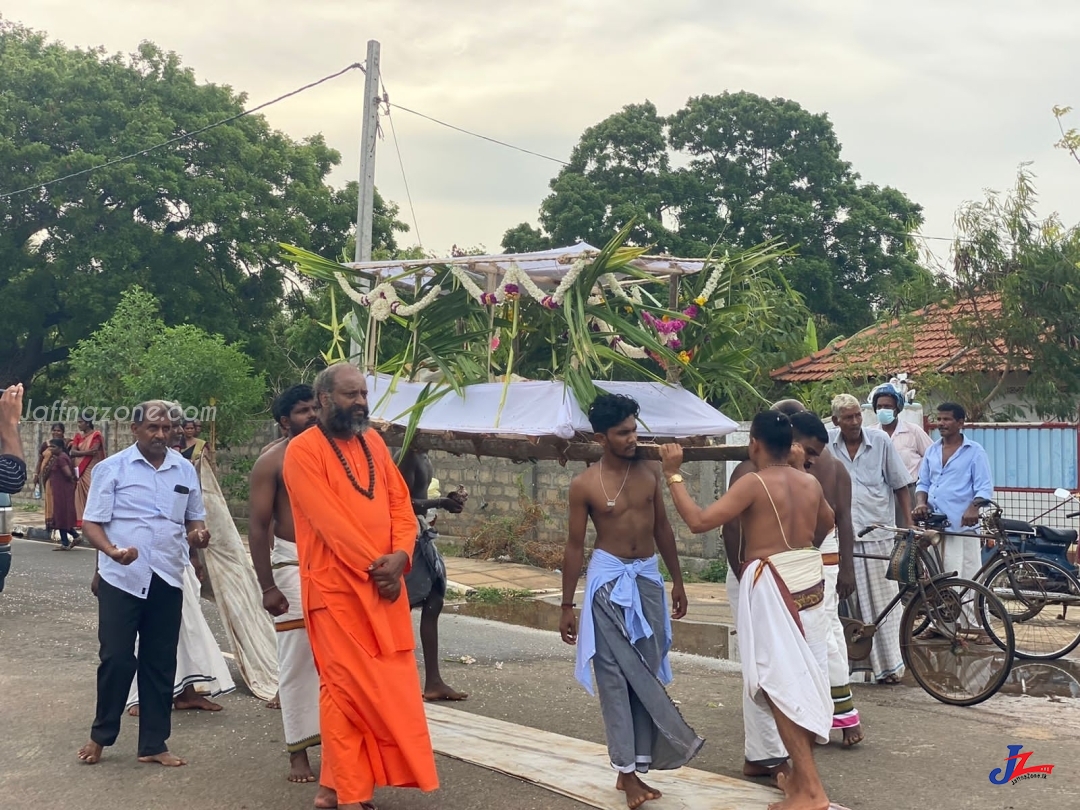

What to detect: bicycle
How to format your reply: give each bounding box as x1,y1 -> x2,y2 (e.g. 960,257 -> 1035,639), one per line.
846,521 -> 1015,706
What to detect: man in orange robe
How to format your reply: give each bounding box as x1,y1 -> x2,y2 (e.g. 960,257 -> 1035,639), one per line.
283,363 -> 439,810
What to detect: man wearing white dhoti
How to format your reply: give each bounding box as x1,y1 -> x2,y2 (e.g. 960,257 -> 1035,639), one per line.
126,560 -> 235,713
248,385 -> 329,801
829,393 -> 913,685
722,406 -> 863,783
663,411 -> 837,810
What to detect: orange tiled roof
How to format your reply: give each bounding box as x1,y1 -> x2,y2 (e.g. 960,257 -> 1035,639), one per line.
771,294 -> 1007,382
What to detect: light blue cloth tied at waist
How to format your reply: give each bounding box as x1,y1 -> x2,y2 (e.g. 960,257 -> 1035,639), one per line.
575,548 -> 673,695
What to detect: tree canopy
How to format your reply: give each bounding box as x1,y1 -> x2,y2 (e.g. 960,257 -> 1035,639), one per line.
504,93 -> 942,338
0,19 -> 405,391
65,287 -> 265,444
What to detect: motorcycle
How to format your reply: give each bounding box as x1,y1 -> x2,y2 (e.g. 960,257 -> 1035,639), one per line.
981,487 -> 1079,578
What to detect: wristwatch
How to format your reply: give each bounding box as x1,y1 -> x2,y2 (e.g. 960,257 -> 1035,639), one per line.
666,473 -> 684,486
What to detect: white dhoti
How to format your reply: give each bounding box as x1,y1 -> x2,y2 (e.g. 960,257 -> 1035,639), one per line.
271,536 -> 321,753
739,553 -> 831,746
730,550 -> 831,763
850,538 -> 905,682
126,564 -> 235,708
821,530 -> 860,730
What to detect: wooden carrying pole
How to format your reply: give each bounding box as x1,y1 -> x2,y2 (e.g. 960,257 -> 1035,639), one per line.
372,421 -> 748,464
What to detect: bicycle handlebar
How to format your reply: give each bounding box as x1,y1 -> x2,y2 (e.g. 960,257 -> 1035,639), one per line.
857,525 -> 876,538
1068,511 -> 1079,519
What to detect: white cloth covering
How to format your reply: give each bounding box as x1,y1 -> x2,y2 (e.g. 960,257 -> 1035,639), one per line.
821,531 -> 860,728
365,374 -> 738,440
737,559 -> 831,747
197,460 -> 279,701
271,537 -> 321,752
126,564 -> 235,708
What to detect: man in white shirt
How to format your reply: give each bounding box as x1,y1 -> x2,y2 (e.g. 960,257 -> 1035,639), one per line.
868,384 -> 932,525
77,401 -> 211,768
829,394 -> 913,684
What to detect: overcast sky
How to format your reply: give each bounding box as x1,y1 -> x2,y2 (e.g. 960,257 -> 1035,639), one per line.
6,0 -> 1080,267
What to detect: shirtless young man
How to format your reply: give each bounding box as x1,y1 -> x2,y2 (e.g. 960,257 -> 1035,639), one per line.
560,394 -> 704,810
662,411 -> 836,810
397,447 -> 468,702
248,385 -> 332,806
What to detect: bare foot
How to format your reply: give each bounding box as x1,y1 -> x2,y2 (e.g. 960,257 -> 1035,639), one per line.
78,741 -> 104,764
769,771 -> 830,810
174,694 -> 223,711
128,704 -> 140,717
616,772 -> 659,808
314,787 -> 338,809
266,691 -> 281,710
422,681 -> 469,702
138,751 -> 187,767
877,674 -> 901,685
288,750 -> 317,783
841,724 -> 864,747
743,760 -> 791,787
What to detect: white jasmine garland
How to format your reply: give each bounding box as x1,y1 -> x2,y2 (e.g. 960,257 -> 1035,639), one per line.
333,273 -> 442,321
600,273 -> 644,304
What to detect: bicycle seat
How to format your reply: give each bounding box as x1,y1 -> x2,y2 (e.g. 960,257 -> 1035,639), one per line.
1035,525 -> 1079,545
999,518 -> 1036,534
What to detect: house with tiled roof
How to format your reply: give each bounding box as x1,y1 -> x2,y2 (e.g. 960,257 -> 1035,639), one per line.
770,293 -> 1038,419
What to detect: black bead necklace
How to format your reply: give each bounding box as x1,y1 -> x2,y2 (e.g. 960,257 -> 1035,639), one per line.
319,423 -> 376,500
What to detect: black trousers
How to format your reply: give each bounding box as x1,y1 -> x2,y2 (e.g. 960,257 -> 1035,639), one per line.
91,573 -> 183,757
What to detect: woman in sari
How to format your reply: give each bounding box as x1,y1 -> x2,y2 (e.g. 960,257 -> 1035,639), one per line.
70,415 -> 106,528
42,438 -> 79,549
179,419 -> 207,462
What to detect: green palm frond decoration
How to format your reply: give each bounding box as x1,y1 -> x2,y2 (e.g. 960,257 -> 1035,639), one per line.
280,226 -> 792,445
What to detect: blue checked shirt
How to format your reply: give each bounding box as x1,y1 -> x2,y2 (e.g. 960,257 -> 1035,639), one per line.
83,443 -> 206,598
916,435 -> 994,536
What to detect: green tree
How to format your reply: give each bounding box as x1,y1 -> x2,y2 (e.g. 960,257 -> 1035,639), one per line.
65,286 -> 265,443
0,20 -> 384,387
949,167 -> 1080,420
503,92 -> 941,338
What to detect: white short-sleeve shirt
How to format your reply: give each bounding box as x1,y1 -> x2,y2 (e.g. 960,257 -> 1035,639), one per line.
83,443 -> 206,598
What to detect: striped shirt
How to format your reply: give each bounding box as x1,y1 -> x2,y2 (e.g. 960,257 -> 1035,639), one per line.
83,443 -> 206,598
0,455 -> 27,494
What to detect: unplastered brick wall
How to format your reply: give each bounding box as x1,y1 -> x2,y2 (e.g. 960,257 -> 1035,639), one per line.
426,451 -> 728,559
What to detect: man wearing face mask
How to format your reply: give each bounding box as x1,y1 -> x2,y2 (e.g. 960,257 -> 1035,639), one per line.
868,384 -> 932,526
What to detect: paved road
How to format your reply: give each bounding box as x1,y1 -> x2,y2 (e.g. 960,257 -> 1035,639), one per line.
3,537 -> 1079,810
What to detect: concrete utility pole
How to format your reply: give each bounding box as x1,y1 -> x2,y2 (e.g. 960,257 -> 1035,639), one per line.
351,39 -> 381,364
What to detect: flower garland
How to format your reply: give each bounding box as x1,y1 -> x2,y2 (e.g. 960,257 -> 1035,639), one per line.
333,273 -> 442,322
450,260 -> 588,309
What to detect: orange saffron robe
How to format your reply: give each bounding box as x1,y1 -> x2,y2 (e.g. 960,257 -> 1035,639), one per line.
283,427 -> 438,804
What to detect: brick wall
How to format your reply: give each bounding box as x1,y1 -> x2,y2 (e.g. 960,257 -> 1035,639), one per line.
12,419 -> 744,561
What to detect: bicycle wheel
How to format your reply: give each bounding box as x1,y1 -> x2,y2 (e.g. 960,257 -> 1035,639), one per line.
900,576 -> 1014,706
979,558 -> 1080,660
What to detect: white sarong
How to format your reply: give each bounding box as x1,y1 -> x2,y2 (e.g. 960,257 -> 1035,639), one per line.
126,564 -> 235,708
272,536 -> 321,752
821,530 -> 859,729
737,557 -> 831,748
727,567 -> 785,765
850,537 -> 904,682
197,459 -> 279,701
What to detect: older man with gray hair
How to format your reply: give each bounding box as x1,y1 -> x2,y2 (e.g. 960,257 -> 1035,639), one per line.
829,393 -> 913,684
